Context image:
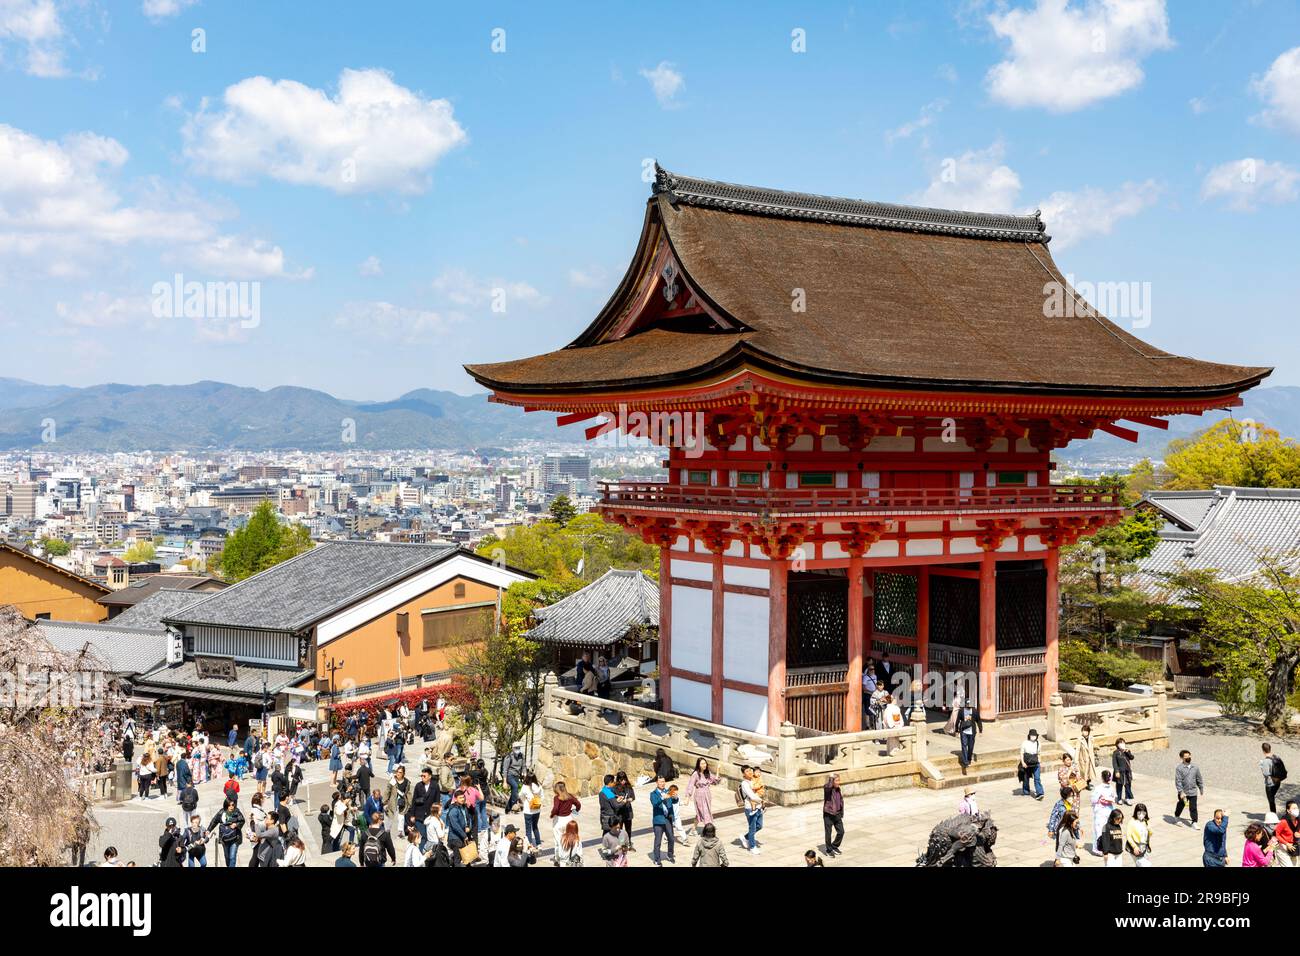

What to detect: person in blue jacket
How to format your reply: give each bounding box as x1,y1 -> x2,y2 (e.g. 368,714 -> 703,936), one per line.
174,752 -> 192,803
649,775 -> 678,866
1203,808 -> 1229,867
445,789 -> 472,867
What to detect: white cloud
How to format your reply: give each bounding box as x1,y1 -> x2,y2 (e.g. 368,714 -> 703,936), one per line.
885,99 -> 947,145
431,267 -> 543,310
0,0 -> 68,77
1200,158 -> 1300,211
142,0 -> 198,19
0,122 -> 306,279
55,291 -> 153,329
333,301 -> 456,345
1036,180 -> 1160,249
985,0 -> 1173,112
186,235 -> 312,280
1188,96 -> 1208,115
936,63 -> 959,83
359,255 -> 382,277
182,68 -> 468,194
915,141 -> 1159,247
914,142 -> 1022,212
639,61 -> 684,108
567,267 -> 606,289
1251,46 -> 1300,135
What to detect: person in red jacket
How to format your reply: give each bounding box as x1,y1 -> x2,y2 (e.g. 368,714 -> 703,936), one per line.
1274,801 -> 1300,867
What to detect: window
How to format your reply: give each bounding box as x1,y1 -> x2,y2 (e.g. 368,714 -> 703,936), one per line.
736,471 -> 762,486
422,606 -> 493,650
453,581 -> 466,599
35,612 -> 51,621
686,470 -> 710,485
798,472 -> 835,487
996,471 -> 1028,486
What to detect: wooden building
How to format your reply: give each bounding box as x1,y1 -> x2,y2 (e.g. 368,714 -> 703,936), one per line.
467,167 -> 1269,734
0,542 -> 110,622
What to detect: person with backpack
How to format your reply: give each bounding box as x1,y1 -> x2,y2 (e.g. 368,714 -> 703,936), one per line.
502,743 -> 526,813
222,771 -> 240,805
691,822 -> 728,867
181,814 -> 208,867
520,771 -> 544,849
206,798 -> 245,868
598,774 -> 619,835
1261,743 -> 1287,815
178,778 -> 199,818
363,812 -> 395,867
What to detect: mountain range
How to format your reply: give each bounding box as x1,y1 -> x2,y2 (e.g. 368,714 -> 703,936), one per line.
0,377 -> 1296,457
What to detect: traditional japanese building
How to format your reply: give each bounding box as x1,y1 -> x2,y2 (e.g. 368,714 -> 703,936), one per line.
467,166 -> 1269,735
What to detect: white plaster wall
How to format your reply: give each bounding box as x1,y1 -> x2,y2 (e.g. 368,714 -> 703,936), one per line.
671,676 -> 711,722
673,559 -> 713,582
671,585 -> 712,674
723,689 -> 768,735
723,565 -> 769,588
906,539 -> 944,556
867,540 -> 900,558
823,541 -> 847,559
723,592 -> 769,686
1023,535 -> 1046,552
950,537 -> 981,555
906,520 -> 943,533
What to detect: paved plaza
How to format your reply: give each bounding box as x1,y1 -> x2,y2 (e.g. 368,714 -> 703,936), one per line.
86,698 -> 1300,868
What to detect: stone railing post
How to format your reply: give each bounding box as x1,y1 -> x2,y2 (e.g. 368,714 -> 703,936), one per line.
543,672 -> 561,720
624,714 -> 642,752
113,759 -> 132,802
777,722 -> 798,781
1153,683 -> 1168,733
908,682 -> 927,762
1045,692 -> 1065,742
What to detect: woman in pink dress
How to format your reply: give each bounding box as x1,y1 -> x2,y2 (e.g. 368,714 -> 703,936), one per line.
684,758 -> 722,835
1242,822 -> 1276,867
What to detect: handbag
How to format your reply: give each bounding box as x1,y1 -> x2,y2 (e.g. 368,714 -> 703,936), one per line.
459,842 -> 479,865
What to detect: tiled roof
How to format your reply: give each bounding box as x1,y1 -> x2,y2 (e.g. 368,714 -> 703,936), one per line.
524,569 -> 659,647
136,659 -> 312,701
1136,486 -> 1300,594
164,541 -> 459,632
1140,491 -> 1222,531
36,619 -> 170,676
98,574 -> 223,607
111,588 -> 209,628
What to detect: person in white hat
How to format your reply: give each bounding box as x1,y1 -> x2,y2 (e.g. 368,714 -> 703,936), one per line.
958,786 -> 978,816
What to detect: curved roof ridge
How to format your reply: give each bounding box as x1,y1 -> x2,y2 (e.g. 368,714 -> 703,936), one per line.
654,164 -> 1049,243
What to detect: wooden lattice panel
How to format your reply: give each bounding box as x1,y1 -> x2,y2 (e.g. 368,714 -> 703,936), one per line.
929,575 -> 979,650
872,571 -> 918,637
995,567 -> 1047,650
787,577 -> 848,668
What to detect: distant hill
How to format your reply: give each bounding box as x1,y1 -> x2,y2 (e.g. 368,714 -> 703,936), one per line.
0,378 -> 1293,456
0,379 -> 587,451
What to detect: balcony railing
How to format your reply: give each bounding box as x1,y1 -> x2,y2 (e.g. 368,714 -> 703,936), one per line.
598,481 -> 1124,516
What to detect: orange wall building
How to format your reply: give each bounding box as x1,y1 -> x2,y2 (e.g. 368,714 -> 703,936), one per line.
0,543 -> 110,622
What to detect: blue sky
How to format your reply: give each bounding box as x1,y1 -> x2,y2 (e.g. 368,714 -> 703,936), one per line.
3,0 -> 1299,399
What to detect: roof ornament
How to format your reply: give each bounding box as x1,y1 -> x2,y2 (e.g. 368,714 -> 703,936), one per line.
652,162 -> 682,208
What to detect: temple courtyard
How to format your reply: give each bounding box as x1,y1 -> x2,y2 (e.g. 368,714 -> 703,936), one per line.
84,697 -> 1297,868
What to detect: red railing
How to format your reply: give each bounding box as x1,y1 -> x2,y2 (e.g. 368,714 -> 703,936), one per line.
598,481 -> 1124,516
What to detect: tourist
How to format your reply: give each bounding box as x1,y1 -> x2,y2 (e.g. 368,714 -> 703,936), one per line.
804,850 -> 825,867
598,774 -> 619,834
329,790 -> 351,851
882,694 -> 904,755
227,723 -> 238,748
741,764 -> 764,855
553,819 -> 584,867
668,784 -> 691,847
174,747 -> 192,802
520,771 -> 544,849
1098,808 -> 1126,867
207,797 -> 245,867
410,766 -> 438,841
1125,803 -> 1152,867
327,735 -> 342,786
425,802 -> 449,854
1243,822 -> 1276,867
823,773 -> 845,856
955,697 -> 982,774
180,813 -> 207,868
384,765 -> 411,832
1112,738 -> 1135,805
958,785 -> 978,816
1046,786 -> 1077,840
614,771 -> 637,851
1090,770 -> 1118,854
1273,800 -> 1300,867
446,789 -> 473,866
158,817 -> 184,868
1018,729 -> 1045,800
335,842 -> 357,867
691,822 -> 728,867
942,687 -> 963,735
491,824 -> 515,867
403,826 -> 425,867
270,763 -> 288,814
1074,724 -> 1097,790
363,812 -> 396,867
1056,753 -> 1081,794
654,747 -> 677,782
135,751 -> 155,800
1260,742 -> 1286,815
502,743 -> 525,812
650,775 -> 677,865
550,780 -> 582,847
1203,809 -> 1230,867
1054,811 -> 1080,867
282,836 -> 307,867
600,818 -> 629,867
461,772 -> 487,837
1173,749 -> 1204,829
101,847 -> 121,867
179,776 -> 199,818
685,757 -> 722,836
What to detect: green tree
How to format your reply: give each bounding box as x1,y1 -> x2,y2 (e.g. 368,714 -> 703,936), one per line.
1167,552 -> 1300,732
40,538 -> 70,557
212,501 -> 314,582
1162,419 -> 1300,490
122,541 -> 156,563
548,494 -> 577,526
478,511 -> 657,584
1060,508 -> 1165,644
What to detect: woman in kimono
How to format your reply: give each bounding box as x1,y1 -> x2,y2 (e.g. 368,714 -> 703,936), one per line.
684,757 -> 721,835
1090,769 -> 1118,855
1074,724 -> 1097,790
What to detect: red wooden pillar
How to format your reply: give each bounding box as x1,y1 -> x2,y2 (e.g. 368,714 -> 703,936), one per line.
711,551 -> 725,723
1044,548 -> 1060,701
659,546 -> 672,711
767,558 -> 788,735
917,566 -> 930,684
845,555 -> 864,731
979,550 -> 998,719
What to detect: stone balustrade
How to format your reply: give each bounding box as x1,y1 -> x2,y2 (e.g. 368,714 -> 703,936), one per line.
1045,682 -> 1168,752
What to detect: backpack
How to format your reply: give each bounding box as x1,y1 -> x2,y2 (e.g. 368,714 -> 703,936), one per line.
735,781 -> 746,808
218,815 -> 239,844
362,838 -> 384,867
1274,755 -> 1289,782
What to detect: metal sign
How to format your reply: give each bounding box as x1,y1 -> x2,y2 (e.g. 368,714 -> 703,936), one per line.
194,656 -> 238,682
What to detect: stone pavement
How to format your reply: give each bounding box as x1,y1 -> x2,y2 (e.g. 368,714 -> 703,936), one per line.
86,699 -> 1292,868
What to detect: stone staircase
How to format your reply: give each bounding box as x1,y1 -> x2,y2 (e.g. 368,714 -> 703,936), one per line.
925,731 -> 1067,791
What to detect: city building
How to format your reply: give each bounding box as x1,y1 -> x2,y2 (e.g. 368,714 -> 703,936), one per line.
0,541 -> 110,622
